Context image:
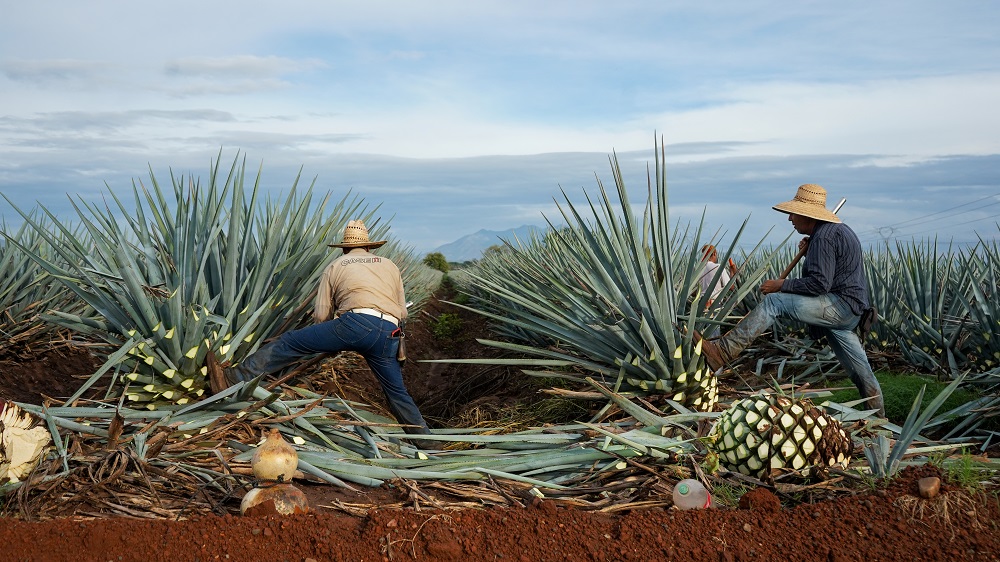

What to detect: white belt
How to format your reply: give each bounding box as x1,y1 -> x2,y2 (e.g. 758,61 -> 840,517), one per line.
350,308 -> 399,326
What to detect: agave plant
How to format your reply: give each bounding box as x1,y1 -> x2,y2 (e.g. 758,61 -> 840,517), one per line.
860,244 -> 902,355
874,239 -> 969,375
3,154 -> 433,408
0,215 -> 92,357
861,374 -> 966,478
451,140 -> 780,411
952,235 -> 1000,372
853,233 -> 1000,379
935,375 -> 1000,445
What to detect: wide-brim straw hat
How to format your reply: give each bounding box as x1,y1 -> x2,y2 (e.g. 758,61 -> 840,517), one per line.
328,219 -> 388,248
772,184 -> 841,223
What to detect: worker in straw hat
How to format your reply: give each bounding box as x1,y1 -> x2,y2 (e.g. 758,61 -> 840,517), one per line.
698,184 -> 884,417
225,219 -> 436,446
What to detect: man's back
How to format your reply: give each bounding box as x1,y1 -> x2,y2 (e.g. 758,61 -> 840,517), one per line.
315,249 -> 407,323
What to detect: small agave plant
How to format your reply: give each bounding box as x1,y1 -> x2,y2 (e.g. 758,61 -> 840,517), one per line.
708,393 -> 852,479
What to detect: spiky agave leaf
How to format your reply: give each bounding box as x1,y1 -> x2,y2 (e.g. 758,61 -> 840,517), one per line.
708,393 -> 851,479
951,233 -> 1000,374
862,374 -> 966,478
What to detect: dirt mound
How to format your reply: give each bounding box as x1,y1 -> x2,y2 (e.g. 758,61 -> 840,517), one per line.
0,345 -> 104,405
738,487 -> 782,512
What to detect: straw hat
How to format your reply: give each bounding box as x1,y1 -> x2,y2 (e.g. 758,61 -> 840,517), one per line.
772,184 -> 841,223
328,219 -> 387,249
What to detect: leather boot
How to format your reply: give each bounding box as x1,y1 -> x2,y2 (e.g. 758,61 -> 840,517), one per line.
693,330 -> 728,372
409,438 -> 446,451
223,366 -> 251,386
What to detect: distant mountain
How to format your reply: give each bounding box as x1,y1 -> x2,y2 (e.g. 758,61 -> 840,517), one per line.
432,225 -> 545,262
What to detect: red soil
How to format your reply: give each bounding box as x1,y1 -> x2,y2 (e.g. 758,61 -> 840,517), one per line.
1,466 -> 998,562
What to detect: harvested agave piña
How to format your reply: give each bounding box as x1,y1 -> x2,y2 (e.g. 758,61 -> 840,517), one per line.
708,394 -> 851,479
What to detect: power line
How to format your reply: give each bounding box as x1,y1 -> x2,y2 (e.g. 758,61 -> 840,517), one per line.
865,190 -> 1000,233
858,190 -> 1000,244
870,199 -> 1000,239
859,211 -> 1000,245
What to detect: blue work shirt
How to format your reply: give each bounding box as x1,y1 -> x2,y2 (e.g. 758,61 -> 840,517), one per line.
781,221 -> 870,316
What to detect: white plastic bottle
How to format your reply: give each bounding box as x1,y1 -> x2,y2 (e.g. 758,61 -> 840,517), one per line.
673,478 -> 713,509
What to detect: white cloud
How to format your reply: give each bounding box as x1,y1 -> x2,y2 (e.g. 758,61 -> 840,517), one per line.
159,56 -> 328,97
645,73 -> 1000,162
164,55 -> 326,78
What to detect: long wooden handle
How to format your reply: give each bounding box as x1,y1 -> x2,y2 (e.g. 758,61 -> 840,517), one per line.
778,197 -> 847,280
780,244 -> 808,279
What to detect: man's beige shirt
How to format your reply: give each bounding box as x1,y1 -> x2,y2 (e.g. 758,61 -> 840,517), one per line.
314,249 -> 408,323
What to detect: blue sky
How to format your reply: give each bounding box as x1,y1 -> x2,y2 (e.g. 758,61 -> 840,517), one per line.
2,1 -> 999,253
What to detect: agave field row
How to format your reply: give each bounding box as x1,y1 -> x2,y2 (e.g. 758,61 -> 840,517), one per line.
1,144 -> 997,500
0,155 -> 440,407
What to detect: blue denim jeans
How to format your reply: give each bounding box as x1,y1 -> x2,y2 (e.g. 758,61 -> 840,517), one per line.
718,292 -> 885,416
235,312 -> 430,434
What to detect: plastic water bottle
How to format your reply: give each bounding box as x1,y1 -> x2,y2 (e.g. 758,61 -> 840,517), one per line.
673,479 -> 713,509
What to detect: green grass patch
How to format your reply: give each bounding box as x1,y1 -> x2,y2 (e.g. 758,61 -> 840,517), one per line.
930,448 -> 999,492
430,312 -> 463,340
825,371 -> 980,426
710,481 -> 751,508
